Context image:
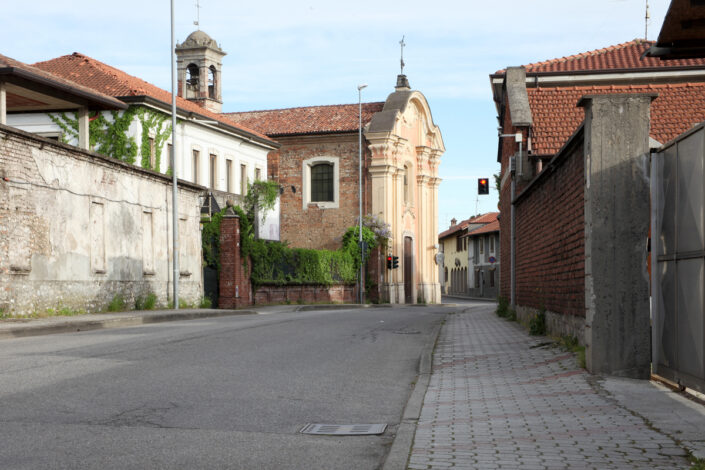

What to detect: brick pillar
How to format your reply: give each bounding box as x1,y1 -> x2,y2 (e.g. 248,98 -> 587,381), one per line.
219,210 -> 253,309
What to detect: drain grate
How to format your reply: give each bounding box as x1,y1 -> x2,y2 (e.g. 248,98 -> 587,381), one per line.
300,423 -> 387,435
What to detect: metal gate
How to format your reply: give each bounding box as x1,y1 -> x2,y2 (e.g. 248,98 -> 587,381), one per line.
651,123 -> 705,393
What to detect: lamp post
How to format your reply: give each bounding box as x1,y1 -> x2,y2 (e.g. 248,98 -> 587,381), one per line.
357,83 -> 367,304
170,0 -> 179,309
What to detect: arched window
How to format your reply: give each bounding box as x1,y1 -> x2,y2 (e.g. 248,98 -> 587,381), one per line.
208,65 -> 216,99
186,64 -> 199,98
310,163 -> 334,202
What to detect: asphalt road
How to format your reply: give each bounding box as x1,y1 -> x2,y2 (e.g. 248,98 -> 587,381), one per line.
0,306 -> 449,470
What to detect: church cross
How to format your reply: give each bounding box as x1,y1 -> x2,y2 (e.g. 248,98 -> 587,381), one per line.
400,36 -> 406,75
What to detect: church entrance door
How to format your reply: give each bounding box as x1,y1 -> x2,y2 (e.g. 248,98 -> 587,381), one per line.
404,236 -> 413,304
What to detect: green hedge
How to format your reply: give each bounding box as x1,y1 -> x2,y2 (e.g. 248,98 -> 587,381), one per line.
249,240 -> 356,286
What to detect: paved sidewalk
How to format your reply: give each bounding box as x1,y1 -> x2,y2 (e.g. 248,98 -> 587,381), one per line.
408,304 -> 705,469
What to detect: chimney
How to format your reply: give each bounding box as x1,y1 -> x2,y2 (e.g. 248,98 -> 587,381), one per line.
450,218 -> 457,227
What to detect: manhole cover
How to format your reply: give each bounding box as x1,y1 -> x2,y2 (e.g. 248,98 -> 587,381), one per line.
300,423 -> 387,435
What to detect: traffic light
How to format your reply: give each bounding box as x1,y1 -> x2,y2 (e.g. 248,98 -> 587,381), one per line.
392,256 -> 399,269
478,178 -> 489,195
386,255 -> 393,270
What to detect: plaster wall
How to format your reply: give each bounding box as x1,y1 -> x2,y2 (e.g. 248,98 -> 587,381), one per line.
0,125 -> 203,315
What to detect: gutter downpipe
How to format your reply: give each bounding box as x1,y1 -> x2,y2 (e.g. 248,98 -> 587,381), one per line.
511,139 -> 521,309
170,0 -> 179,309
500,133 -> 521,309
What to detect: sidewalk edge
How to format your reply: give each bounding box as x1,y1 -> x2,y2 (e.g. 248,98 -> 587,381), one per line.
382,314 -> 444,470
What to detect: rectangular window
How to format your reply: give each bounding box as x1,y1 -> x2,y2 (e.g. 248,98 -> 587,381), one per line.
142,211 -> 154,275
479,236 -> 484,255
240,164 -> 247,195
226,159 -> 233,192
490,235 -> 495,253
209,153 -> 217,189
310,163 -> 334,202
149,137 -> 156,170
179,217 -> 190,276
90,202 -> 106,273
255,167 -> 261,181
192,150 -> 200,184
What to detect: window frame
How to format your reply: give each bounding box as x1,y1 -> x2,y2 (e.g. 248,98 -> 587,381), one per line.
302,156 -> 340,209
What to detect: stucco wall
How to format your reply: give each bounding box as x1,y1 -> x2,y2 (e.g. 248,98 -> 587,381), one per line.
0,125 -> 203,315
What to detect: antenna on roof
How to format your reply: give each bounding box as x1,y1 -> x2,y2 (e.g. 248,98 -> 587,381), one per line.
399,35 -> 406,75
645,0 -> 650,40
194,0 -> 201,29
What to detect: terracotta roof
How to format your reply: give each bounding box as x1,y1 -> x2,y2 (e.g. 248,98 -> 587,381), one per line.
0,53 -> 126,109
466,220 -> 500,236
33,53 -> 274,144
468,212 -> 499,225
439,212 -> 499,240
528,82 -> 705,155
496,40 -> 705,75
223,102 -> 385,137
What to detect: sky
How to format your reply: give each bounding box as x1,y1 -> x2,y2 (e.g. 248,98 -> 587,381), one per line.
2,0 -> 672,231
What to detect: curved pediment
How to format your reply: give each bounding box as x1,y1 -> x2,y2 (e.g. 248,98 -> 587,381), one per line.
366,89 -> 444,153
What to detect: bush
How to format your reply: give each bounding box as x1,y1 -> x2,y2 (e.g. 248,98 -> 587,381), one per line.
135,292 -> 157,310
249,239 -> 356,287
108,294 -> 126,312
496,296 -> 509,318
529,309 -> 547,336
199,296 -> 212,309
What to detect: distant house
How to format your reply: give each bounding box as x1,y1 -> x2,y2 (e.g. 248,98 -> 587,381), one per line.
437,212 -> 498,296
463,214 -> 499,299
438,218 -> 470,295
8,30 -> 279,214
227,75 -> 445,304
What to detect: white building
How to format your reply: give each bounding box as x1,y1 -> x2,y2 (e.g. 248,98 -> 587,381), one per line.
7,30 -> 279,213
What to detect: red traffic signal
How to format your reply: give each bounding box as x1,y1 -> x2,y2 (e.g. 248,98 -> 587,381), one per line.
478,178 -> 489,195
386,255 -> 393,269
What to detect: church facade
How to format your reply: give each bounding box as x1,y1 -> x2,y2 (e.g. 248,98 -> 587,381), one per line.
227,75 -> 445,304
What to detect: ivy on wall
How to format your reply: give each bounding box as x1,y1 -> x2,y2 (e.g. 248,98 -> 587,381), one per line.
136,107 -> 172,171
48,105 -> 172,170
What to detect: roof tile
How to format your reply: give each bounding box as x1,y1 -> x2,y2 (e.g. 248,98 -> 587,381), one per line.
528,82 -> 705,155
496,39 -> 705,75
223,103 -> 385,136
33,53 -> 274,143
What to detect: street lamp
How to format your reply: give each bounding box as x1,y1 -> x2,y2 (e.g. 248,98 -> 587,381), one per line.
358,83 -> 367,304
170,0 -> 179,309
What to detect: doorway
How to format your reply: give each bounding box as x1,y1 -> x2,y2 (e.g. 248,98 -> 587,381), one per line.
404,236 -> 413,304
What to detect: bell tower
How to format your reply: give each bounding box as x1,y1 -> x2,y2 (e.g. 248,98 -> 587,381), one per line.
175,30 -> 226,113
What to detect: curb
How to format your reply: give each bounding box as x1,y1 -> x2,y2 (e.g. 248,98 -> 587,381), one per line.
382,313 -> 444,469
0,309 -> 257,340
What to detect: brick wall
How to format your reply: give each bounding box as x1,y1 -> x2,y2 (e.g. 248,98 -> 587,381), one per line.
267,133 -> 370,251
513,133 -> 585,318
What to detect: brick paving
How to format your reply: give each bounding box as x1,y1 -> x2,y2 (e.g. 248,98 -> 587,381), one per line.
408,305 -> 691,469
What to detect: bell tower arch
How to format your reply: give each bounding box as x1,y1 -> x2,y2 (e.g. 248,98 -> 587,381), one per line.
175,30 -> 226,113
